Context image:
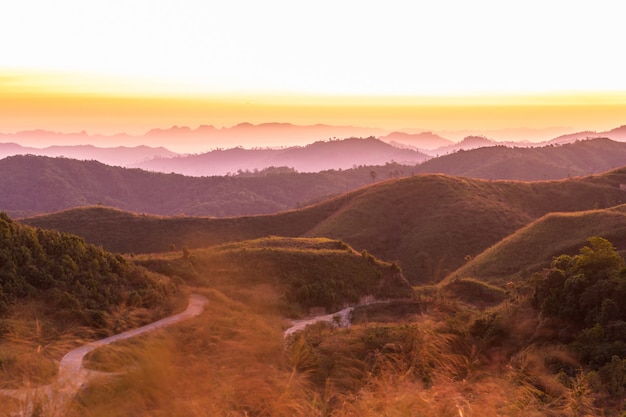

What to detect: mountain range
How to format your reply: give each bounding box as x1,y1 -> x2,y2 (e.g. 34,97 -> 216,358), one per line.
5,137 -> 626,219
2,124 -> 626,176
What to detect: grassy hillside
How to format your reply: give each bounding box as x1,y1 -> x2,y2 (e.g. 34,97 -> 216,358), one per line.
135,236 -> 413,315
65,245 -> 623,416
22,168 -> 626,284
0,212 -> 184,388
304,170 -> 626,283
415,137 -> 626,180
445,205 -> 626,286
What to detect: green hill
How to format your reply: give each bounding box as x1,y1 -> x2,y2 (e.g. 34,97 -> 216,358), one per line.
0,212 -> 184,387
22,168 -> 626,284
0,212 -> 180,321
135,236 -> 412,315
444,205 -> 626,286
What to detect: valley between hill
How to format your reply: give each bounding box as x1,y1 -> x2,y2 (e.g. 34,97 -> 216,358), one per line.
6,133 -> 626,415
22,166 -> 626,284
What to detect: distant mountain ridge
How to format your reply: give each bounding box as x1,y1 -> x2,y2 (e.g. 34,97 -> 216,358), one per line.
413,137 -> 626,180
0,142 -> 178,166
5,138 -> 626,218
379,131 -> 453,149
0,154 -> 416,218
0,122 -> 393,152
134,137 -> 429,176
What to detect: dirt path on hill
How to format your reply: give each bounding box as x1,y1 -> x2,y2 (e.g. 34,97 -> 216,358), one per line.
283,305 -> 355,338
0,294 -> 208,416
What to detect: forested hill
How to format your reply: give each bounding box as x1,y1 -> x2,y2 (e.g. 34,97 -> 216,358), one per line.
0,155 -> 411,218
414,137 -> 626,180
0,212 -> 180,323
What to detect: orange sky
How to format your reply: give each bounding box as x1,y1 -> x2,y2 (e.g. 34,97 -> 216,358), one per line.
2,81 -> 625,141
2,1 -> 625,148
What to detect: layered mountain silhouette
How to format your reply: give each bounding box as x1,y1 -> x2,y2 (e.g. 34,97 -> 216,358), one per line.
5,138 -> 626,218
0,123 -> 391,152
134,137 -> 429,176
379,131 -> 453,149
0,143 -> 177,166
0,154 -> 415,218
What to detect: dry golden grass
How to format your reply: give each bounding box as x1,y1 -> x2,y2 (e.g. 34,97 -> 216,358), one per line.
5,283 -> 611,416
69,286 -> 323,417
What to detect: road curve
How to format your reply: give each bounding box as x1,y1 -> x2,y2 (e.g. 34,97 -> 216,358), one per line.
1,294 -> 208,413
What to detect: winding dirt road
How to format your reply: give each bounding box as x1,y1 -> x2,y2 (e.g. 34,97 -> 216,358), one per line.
0,294 -> 208,416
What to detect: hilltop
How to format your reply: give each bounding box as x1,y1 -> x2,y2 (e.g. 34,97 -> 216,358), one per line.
136,236 -> 412,314
23,168 -> 626,284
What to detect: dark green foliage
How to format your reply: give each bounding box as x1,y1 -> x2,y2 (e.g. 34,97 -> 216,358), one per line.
0,212 -> 180,324
533,237 -> 625,328
532,237 -> 626,393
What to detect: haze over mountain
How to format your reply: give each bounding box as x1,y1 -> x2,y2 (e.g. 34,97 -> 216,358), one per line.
2,123 -> 625,158
2,125 -> 626,177
6,138 -> 626,218
379,131 -> 453,150
0,123 -> 392,153
134,137 -> 429,176
0,143 -> 177,166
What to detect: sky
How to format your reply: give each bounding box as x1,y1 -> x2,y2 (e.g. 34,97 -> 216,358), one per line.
1,0 -> 625,146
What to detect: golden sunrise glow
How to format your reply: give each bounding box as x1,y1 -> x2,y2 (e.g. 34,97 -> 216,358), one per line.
1,1 -> 625,149
2,71 -> 625,142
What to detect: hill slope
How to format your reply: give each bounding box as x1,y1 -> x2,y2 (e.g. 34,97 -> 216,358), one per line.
23,168 -> 626,284
136,236 -> 412,314
0,155 -> 412,218
445,205 -> 626,285
414,138 -> 626,180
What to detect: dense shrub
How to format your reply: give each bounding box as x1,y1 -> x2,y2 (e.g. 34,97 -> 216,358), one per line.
0,212 -> 181,325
